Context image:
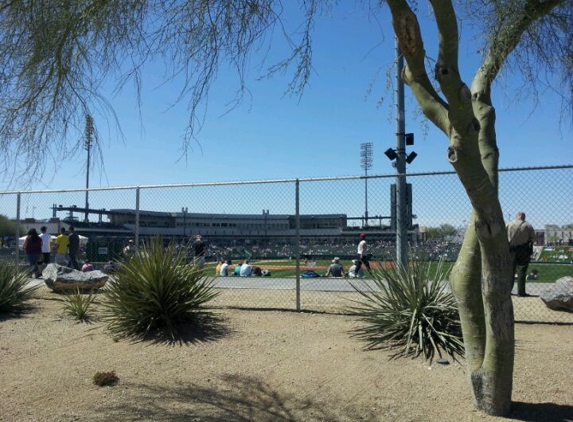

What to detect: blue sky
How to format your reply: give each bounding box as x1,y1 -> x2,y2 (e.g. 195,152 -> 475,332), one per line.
2,4 -> 571,227
15,3 -> 568,192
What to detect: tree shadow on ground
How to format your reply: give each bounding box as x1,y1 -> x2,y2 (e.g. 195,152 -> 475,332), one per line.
509,401 -> 573,422
131,314 -> 233,346
85,373 -> 378,421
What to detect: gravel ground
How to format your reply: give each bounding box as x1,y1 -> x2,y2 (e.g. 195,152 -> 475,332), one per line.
0,286 -> 572,422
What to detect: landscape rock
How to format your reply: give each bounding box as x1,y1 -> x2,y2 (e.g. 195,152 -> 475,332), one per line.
43,263 -> 108,292
539,276 -> 573,313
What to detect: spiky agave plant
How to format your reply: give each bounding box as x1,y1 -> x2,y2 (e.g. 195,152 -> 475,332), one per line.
62,287 -> 95,321
101,237 -> 219,340
349,259 -> 464,362
0,261 -> 40,313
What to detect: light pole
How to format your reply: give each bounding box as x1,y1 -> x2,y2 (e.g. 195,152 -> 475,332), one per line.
182,207 -> 188,238
84,115 -> 94,223
384,40 -> 417,270
360,142 -> 373,228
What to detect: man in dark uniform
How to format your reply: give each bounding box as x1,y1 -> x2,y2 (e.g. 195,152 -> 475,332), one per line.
67,225 -> 81,270
507,212 -> 535,297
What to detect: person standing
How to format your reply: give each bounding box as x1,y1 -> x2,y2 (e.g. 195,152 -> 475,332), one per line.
23,228 -> 43,278
193,235 -> 207,269
123,239 -> 137,259
507,212 -> 536,297
355,233 -> 372,276
67,226 -> 80,270
38,226 -> 52,265
55,227 -> 69,265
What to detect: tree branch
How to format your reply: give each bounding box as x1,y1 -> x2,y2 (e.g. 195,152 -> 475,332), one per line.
430,0 -> 474,133
387,0 -> 449,133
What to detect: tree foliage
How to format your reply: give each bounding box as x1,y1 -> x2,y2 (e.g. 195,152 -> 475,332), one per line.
425,224 -> 458,240
0,214 -> 22,240
0,1 -> 570,185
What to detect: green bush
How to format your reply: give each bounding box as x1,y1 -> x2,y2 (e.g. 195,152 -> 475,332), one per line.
348,259 -> 464,362
0,262 -> 40,313
62,288 -> 95,321
102,237 -> 219,340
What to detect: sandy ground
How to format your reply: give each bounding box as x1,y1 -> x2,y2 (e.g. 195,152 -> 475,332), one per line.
1,286 -> 572,422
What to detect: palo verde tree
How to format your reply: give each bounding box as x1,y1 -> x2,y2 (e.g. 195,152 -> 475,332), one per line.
0,0 -> 571,416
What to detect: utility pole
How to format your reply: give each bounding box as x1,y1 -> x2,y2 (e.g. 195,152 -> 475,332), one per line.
360,142 -> 373,228
84,115 -> 94,223
395,41 -> 408,270
182,207 -> 188,237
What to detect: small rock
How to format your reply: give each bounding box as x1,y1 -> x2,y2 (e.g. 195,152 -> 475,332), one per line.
540,276 -> 573,313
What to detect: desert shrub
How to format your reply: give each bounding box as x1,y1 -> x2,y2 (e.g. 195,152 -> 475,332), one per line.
62,288 -> 95,321
0,262 -> 40,313
102,237 -> 219,340
93,371 -> 119,386
349,259 -> 464,362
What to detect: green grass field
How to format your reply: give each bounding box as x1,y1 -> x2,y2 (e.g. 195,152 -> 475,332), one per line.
206,257 -> 572,282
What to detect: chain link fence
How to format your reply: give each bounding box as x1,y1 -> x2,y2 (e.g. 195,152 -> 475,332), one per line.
1,166 -> 572,323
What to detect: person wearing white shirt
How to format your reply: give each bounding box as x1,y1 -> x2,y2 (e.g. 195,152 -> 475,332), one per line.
38,226 -> 52,265
240,260 -> 252,277
220,260 -> 230,276
355,233 -> 372,276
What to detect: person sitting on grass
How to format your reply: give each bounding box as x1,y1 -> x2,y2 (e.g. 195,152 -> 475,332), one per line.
220,260 -> 230,276
234,261 -> 243,276
240,260 -> 252,277
526,269 -> 539,280
325,257 -> 345,278
347,259 -> 364,279
215,258 -> 225,276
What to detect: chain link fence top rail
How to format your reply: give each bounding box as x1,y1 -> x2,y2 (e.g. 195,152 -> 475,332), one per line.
1,166 -> 572,322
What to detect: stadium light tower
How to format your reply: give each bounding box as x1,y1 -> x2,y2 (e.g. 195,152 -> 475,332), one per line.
84,114 -> 95,222
360,142 -> 373,228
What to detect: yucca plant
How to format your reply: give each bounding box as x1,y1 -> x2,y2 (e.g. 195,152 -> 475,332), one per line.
62,287 -> 95,321
101,237 -> 219,340
348,259 -> 464,362
0,261 -> 40,313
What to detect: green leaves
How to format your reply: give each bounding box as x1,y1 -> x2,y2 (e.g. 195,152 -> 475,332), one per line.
0,262 -> 39,313
101,237 -> 219,341
62,287 -> 95,321
349,259 -> 464,362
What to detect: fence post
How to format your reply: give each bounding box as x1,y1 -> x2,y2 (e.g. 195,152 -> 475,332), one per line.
15,192 -> 21,268
135,187 -> 141,246
295,179 -> 301,311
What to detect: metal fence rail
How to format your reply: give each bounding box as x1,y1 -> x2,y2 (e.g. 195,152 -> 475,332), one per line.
1,165 -> 572,323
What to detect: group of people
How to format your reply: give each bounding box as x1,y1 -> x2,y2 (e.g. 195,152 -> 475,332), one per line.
21,214 -> 536,293
323,257 -> 366,279
23,225 -> 83,277
215,259 -> 268,277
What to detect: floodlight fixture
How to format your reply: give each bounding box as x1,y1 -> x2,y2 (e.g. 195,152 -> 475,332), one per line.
384,148 -> 398,161
405,133 -> 414,145
406,151 -> 418,164
360,142 -> 373,171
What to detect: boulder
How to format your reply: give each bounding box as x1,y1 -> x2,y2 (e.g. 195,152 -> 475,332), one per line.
43,263 -> 108,292
539,276 -> 573,313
